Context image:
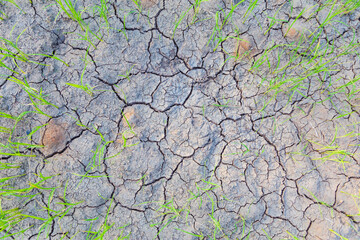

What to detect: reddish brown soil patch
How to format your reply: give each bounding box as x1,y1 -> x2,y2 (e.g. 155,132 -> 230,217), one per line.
42,119 -> 68,155
284,27 -> 301,40
235,39 -> 251,58
141,0 -> 158,8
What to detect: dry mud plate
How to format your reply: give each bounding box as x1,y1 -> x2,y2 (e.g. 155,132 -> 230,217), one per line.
1,0 -> 360,239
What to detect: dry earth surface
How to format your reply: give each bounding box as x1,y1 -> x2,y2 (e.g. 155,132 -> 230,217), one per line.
0,0 -> 360,239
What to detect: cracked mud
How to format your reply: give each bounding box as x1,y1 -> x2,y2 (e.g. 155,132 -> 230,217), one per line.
0,0 -> 360,239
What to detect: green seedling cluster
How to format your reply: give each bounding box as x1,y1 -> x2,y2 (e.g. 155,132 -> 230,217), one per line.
207,0 -> 259,52
51,0 -> 104,48
0,172 -> 65,238
0,26 -> 67,76
66,47 -> 97,96
142,165 -> 253,239
248,0 -> 360,113
173,0 -> 209,38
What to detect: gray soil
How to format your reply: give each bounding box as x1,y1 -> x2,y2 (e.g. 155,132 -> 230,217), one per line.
0,0 -> 360,239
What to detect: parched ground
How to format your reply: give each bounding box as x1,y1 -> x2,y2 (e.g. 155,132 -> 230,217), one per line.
0,0 -> 360,239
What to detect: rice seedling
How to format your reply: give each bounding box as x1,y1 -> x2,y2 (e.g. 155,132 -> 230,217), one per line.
92,0 -> 110,30
0,27 -> 67,75
27,180 -> 83,239
207,0 -> 244,50
212,97 -> 231,108
84,199 -> 114,240
0,172 -> 59,237
250,17 -> 359,113
340,190 -> 360,218
0,205 -> 31,239
0,10 -> 7,21
172,0 -> 209,39
117,12 -> 131,41
286,231 -> 305,240
224,141 -> 250,156
7,76 -> 58,118
190,0 -> 209,24
329,229 -> 350,240
118,110 -> 139,149
116,223 -> 131,240
66,47 -> 97,96
84,199 -> 131,239
302,186 -> 334,219
88,126 -> 113,170
118,65 -> 135,81
73,128 -> 113,188
243,0 -> 259,23
0,0 -> 24,13
262,229 -> 272,239
53,0 -> 103,46
147,166 -> 222,238
307,138 -> 354,173
54,0 -> 87,31
264,5 -> 286,35
315,0 -> 360,34
237,216 -> 251,240
72,24 -> 103,49
174,228 -> 205,239
0,110 -> 46,158
206,192 -> 230,240
131,0 -> 142,13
